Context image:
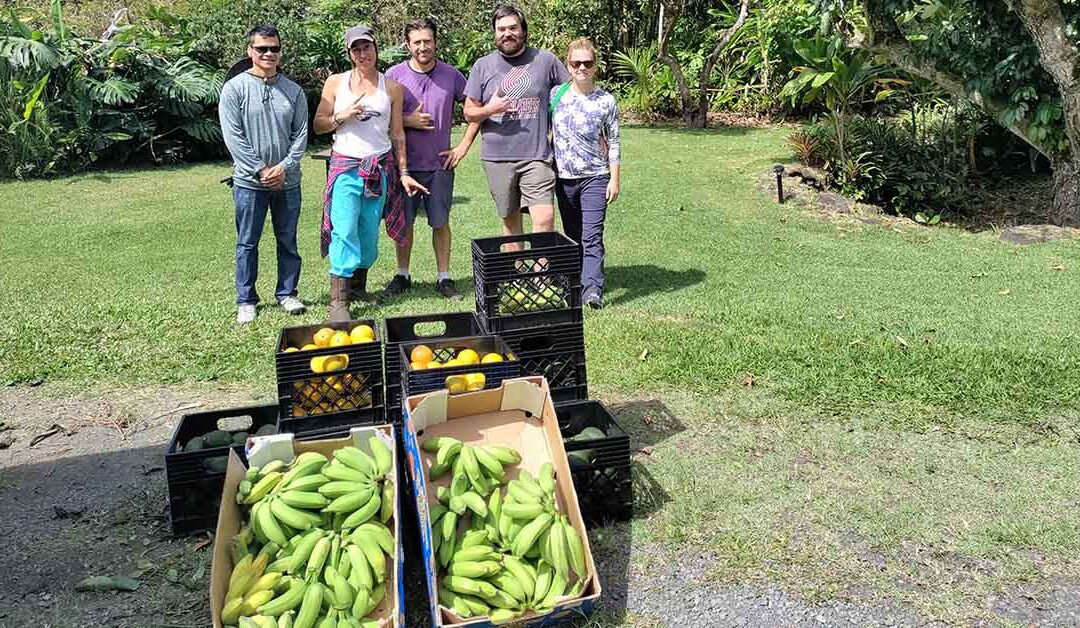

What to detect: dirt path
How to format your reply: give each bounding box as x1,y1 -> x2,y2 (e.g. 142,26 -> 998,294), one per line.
2,384 -> 1075,628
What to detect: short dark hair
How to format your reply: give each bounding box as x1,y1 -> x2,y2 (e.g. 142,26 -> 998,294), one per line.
404,18 -> 438,42
247,24 -> 280,45
491,5 -> 527,36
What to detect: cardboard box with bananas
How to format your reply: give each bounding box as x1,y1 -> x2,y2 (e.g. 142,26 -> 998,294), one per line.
402,377 -> 601,627
209,427 -> 405,628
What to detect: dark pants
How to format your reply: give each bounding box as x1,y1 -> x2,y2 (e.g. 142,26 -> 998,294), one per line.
233,185 -> 302,305
556,175 -> 609,297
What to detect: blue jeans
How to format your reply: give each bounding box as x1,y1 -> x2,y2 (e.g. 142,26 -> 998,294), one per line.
233,185 -> 302,305
556,175 -> 608,297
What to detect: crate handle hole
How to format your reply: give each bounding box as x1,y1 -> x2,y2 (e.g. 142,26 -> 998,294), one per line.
412,321 -> 448,338
500,242 -> 533,253
216,415 -> 254,432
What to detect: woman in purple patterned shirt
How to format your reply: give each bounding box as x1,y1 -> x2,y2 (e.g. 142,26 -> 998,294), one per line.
550,38 -> 621,309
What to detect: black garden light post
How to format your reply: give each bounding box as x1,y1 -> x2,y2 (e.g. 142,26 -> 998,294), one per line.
774,164 -> 785,204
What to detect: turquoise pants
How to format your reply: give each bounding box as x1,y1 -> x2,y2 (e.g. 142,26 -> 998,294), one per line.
329,170 -> 386,277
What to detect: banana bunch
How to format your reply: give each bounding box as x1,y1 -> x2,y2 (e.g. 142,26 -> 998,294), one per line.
224,438 -> 397,628
423,436 -> 521,498
421,437 -> 590,624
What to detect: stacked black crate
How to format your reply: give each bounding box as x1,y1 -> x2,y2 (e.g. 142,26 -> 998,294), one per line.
275,319 -> 385,439
471,232 -> 588,402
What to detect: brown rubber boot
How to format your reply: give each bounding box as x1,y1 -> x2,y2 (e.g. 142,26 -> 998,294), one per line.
348,268 -> 373,304
329,274 -> 351,322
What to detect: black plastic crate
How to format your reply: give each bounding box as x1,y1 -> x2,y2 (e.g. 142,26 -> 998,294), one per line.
276,319 -> 383,419
165,404 -> 278,485
557,400 -> 630,456
384,312 -> 483,418
165,404 -> 278,536
570,462 -> 632,527
501,322 -> 588,403
399,335 -> 521,397
169,474 -> 227,536
278,405 -> 385,440
472,232 -> 583,332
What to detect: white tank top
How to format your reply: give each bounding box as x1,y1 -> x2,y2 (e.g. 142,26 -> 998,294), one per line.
332,71 -> 392,158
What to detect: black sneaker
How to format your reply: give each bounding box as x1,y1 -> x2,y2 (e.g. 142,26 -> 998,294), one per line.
384,274 -> 411,297
436,278 -> 462,300
585,291 -> 603,310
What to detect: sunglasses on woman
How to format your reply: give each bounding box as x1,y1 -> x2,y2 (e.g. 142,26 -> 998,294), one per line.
569,60 -> 595,69
251,45 -> 282,54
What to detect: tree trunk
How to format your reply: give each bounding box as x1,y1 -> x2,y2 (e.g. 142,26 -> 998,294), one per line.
1050,157 -> 1080,225
657,0 -> 694,125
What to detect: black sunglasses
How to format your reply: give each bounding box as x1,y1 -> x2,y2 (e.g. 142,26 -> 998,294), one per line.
570,60 -> 595,69
251,45 -> 282,54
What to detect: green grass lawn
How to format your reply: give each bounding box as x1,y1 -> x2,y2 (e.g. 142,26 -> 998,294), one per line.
3,125 -> 1079,624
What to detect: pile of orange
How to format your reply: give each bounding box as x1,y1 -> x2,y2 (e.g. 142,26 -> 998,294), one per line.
407,345 -> 507,371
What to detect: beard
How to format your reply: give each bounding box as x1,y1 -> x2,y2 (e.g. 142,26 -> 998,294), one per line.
496,35 -> 525,56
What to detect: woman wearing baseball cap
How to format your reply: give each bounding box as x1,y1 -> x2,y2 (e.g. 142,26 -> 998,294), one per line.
313,24 -> 428,321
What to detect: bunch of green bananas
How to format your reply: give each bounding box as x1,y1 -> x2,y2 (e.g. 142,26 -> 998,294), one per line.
422,438 -> 589,624
224,438 -> 397,628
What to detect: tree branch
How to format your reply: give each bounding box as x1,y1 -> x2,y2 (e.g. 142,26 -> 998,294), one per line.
696,0 -> 751,126
657,0 -> 694,123
855,0 -> 1053,158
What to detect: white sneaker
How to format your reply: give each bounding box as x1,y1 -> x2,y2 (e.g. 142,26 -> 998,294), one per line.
278,295 -> 306,315
236,304 -> 257,324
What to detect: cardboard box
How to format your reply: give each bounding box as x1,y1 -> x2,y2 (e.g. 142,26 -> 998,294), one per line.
208,426 -> 405,628
402,377 -> 601,627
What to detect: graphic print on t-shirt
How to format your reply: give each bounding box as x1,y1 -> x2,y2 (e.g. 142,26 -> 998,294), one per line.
495,64 -> 540,121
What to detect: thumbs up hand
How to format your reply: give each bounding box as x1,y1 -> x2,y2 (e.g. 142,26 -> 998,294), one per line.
404,101 -> 435,130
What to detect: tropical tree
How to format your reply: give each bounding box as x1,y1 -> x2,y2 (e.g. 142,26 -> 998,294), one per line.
837,0 -> 1080,224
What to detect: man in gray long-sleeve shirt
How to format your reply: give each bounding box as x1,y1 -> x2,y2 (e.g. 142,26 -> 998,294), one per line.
219,24 -> 309,324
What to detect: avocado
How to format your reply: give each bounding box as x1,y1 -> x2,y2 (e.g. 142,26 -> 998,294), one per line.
184,435 -> 205,452
202,430 -> 232,448
255,424 -> 278,436
203,456 -> 228,473
568,450 -> 594,468
571,426 -> 607,442
231,431 -> 249,445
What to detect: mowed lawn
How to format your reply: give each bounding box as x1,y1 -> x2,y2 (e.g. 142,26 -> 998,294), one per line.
3,126 -> 1079,624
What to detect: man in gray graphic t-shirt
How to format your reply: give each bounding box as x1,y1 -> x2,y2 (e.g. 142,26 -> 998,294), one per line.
464,5 -> 570,237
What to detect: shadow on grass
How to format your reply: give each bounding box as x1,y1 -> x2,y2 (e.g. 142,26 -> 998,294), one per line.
604,265 -> 705,307
607,398 -> 687,449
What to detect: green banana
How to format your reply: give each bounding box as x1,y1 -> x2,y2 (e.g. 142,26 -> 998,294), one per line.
538,462 -> 555,496
354,523 -> 394,556
319,481 -> 374,499
489,608 -> 522,624
260,460 -> 288,478
503,500 -> 545,520
438,584 -> 474,617
258,499 -> 290,546
436,441 -> 462,467
512,512 -> 553,557
539,570 -> 567,608
271,497 -> 322,531
429,502 -> 448,523
345,544 -> 372,591
258,578 -> 307,616
508,480 -> 544,505
379,480 -> 394,523
450,544 -> 499,563
229,553 -> 255,591
459,529 -> 490,550
548,518 -> 570,582
490,570 -> 527,603
472,446 -> 506,482
325,486 -> 376,513
293,582 -> 324,628
341,492 -> 381,529
247,471 -> 284,504
441,511 -> 458,543
460,491 -> 488,518
288,530 -> 324,574
458,594 -> 491,616
437,527 -> 456,569
354,533 -> 386,583
446,560 -> 501,578
324,565 -> 353,610
443,575 -> 497,598
360,582 -> 385,617
350,584 -> 371,620
532,561 -> 553,606
422,436 -> 460,452
281,474 -> 330,494
482,445 -> 522,465
368,436 -> 392,477
240,589 -> 276,616
459,446 -> 485,493
429,461 -> 452,479
488,490 -> 502,528
222,596 -> 246,624
334,447 -> 377,478
304,536 -> 331,583
322,462 -> 369,483
480,587 -> 518,610
502,555 -> 536,601
450,471 -> 470,499
278,610 -> 295,628
562,516 -> 586,579
280,490 -> 331,510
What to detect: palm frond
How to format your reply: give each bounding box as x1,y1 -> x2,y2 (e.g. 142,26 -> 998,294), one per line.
179,117 -> 221,143
86,76 -> 140,105
0,36 -> 62,71
149,56 -> 218,102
